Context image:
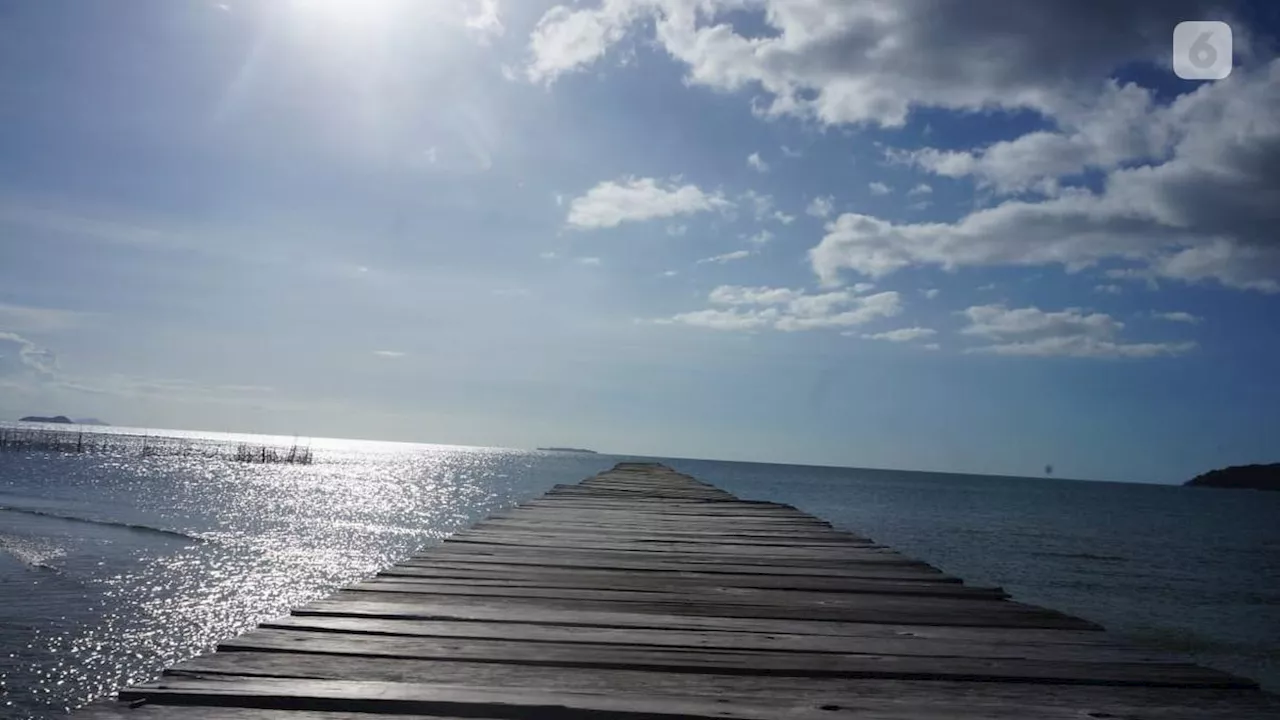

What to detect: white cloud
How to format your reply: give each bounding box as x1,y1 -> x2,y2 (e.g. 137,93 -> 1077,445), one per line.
658,286 -> 901,332
868,182 -> 892,196
373,350 -> 407,358
852,282 -> 875,293
1094,284 -> 1123,294
539,250 -> 558,260
464,0 -> 505,42
907,183 -> 933,197
922,343 -> 941,351
696,250 -> 753,264
806,196 -> 834,218
525,1 -> 644,83
567,176 -> 731,229
662,269 -> 679,277
746,229 -> 773,246
747,152 -> 770,173
525,1 -> 1220,126
666,223 -> 688,236
741,190 -> 774,221
811,62 -> 1280,293
861,327 -> 937,342
0,331 -> 58,378
773,211 -> 796,225
576,256 -> 603,265
922,288 -> 940,299
1153,311 -> 1202,324
780,145 -> 803,158
959,304 -> 1194,358
889,81 -> 1178,195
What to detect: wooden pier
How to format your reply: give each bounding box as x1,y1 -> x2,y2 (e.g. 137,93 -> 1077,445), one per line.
81,463 -> 1278,719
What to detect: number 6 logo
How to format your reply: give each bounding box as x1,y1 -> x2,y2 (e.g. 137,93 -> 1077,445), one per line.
1173,21 -> 1232,80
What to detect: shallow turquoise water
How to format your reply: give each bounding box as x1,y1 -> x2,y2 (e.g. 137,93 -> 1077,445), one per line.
1,427 -> 1277,717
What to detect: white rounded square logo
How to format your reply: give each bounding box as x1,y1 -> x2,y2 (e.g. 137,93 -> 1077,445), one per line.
1173,21 -> 1233,80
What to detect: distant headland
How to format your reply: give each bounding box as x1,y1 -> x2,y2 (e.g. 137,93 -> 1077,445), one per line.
537,447 -> 598,454
1185,463 -> 1280,491
18,415 -> 109,426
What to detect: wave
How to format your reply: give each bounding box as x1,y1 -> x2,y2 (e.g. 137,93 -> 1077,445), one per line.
0,533 -> 65,571
0,505 -> 207,543
1031,550 -> 1127,563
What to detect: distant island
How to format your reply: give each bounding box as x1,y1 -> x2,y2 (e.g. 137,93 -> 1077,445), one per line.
1185,464 -> 1280,491
537,447 -> 598,454
18,415 -> 109,426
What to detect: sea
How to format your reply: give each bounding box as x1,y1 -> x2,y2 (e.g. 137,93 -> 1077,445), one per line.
1,424 -> 1277,717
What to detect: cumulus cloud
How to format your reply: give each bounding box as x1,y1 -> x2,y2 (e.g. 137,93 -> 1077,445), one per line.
907,183 -> 933,197
529,2 -> 1280,295
567,177 -> 731,229
889,81 -> 1182,196
747,152 -> 770,173
868,182 -> 892,196
746,229 -> 774,246
922,288 -> 940,299
811,62 -> 1280,293
657,285 -> 901,332
524,1 -> 1224,126
959,304 -> 1194,358
861,327 -> 937,342
806,196 -> 834,218
373,350 -> 407,358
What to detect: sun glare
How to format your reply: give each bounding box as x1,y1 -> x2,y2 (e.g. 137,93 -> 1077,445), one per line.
289,0 -> 408,35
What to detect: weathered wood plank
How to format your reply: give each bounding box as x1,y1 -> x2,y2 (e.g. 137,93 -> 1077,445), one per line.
169,653 -> 1280,720
215,628 -> 1243,687
260,615 -> 1183,663
372,568 -> 1002,598
299,596 -> 1102,634
116,675 -> 1276,720
336,585 -> 1094,629
414,544 -> 936,569
403,551 -> 948,578
395,558 -> 963,583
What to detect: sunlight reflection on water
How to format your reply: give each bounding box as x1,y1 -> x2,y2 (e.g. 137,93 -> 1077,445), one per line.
0,438 -> 608,717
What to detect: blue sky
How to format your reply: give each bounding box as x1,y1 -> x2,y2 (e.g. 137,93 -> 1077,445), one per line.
2,0 -> 1278,483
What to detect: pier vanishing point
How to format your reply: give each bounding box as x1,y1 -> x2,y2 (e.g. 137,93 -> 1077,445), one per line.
80,463 -> 1279,719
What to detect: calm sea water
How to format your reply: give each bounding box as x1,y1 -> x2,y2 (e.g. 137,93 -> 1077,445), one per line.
1,426 -> 1277,717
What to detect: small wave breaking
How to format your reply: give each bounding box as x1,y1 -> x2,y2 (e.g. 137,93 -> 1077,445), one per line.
0,533 -> 66,571
1032,550 -> 1127,563
0,505 -> 207,543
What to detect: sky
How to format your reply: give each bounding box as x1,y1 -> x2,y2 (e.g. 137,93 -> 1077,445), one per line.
1,0 -> 1278,483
